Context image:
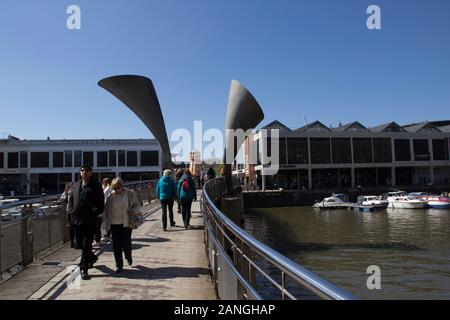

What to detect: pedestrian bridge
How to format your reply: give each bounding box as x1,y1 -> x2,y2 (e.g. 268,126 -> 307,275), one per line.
0,179 -> 355,300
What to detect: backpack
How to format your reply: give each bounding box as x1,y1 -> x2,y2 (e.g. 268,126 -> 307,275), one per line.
181,178 -> 191,193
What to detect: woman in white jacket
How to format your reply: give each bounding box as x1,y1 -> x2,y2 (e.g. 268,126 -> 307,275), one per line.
104,178 -> 140,273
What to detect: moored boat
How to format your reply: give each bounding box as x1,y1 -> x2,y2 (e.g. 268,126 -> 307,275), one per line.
426,196 -> 450,209
388,196 -> 428,209
313,194 -> 354,209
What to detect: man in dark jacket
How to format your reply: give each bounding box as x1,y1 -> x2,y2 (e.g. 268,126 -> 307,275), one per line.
68,165 -> 104,280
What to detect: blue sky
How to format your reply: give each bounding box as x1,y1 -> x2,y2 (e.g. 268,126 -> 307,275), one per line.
1,0 -> 449,146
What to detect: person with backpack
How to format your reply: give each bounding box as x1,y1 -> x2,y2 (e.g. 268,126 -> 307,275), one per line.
156,170 -> 177,231
174,168 -> 184,213
177,169 -> 197,229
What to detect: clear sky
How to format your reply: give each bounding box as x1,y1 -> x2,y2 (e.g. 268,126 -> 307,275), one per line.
1,1 -> 449,146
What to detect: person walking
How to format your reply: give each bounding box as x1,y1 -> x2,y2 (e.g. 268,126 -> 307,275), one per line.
59,183 -> 75,248
174,168 -> 184,213
156,170 -> 177,231
104,178 -> 140,273
206,167 -> 216,181
68,165 -> 104,280
101,178 -> 113,242
177,169 -> 197,229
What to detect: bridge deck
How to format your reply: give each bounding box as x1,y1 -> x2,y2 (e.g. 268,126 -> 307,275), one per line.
0,200 -> 216,300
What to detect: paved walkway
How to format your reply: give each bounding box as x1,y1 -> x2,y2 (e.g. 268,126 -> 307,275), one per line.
1,200 -> 216,300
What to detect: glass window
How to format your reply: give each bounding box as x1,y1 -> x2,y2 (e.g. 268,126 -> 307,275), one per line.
373,138 -> 392,163
20,151 -> 28,168
413,139 -> 430,161
395,139 -> 411,161
331,138 -> 351,164
118,150 -> 126,166
287,138 -> 308,164
31,152 -> 49,168
433,139 -> 449,161
109,150 -> 117,167
97,151 -> 108,167
7,152 -> 19,168
310,138 -> 331,164
53,152 -> 64,168
141,151 -> 159,166
65,150 -> 73,167
353,138 -> 373,163
0,152 -> 3,168
82,152 -> 94,167
74,150 -> 82,167
127,151 -> 138,167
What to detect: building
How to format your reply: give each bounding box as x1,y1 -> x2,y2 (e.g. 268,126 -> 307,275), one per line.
244,120 -> 450,190
0,135 -> 162,195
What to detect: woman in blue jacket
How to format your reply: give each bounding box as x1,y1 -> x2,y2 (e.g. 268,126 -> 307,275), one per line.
177,169 -> 197,229
156,170 -> 177,231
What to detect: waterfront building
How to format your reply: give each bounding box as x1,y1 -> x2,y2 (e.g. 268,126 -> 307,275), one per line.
0,135 -> 162,195
242,120 -> 450,191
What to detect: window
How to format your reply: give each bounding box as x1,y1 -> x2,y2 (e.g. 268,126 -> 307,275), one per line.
82,152 -> 94,167
353,138 -> 373,163
127,151 -> 138,166
310,138 -> 331,164
0,152 -> 3,168
373,138 -> 392,163
331,138 -> 351,164
65,151 -> 73,167
74,150 -> 82,167
97,151 -> 108,167
413,139 -> 429,161
31,152 -> 49,168
432,139 -> 449,161
118,150 -> 126,166
7,152 -> 19,168
20,151 -> 28,168
109,150 -> 117,167
141,151 -> 159,166
287,138 -> 309,164
53,152 -> 64,168
395,139 -> 411,161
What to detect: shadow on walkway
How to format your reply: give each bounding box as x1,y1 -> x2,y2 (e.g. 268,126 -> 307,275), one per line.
91,265 -> 210,281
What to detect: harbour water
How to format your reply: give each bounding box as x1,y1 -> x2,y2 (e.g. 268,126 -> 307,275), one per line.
244,207 -> 450,299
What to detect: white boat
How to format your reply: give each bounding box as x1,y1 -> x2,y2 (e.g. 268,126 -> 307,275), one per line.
388,196 -> 428,209
313,194 -> 354,209
359,195 -> 389,206
353,195 -> 388,212
385,191 -> 407,208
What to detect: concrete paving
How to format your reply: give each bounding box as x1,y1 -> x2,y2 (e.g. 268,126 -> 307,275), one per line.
26,199 -> 216,300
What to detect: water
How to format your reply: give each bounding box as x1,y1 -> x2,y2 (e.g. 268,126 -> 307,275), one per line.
244,207 -> 450,299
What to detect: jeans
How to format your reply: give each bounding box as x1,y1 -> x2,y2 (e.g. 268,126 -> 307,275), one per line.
181,199 -> 193,227
160,199 -> 175,229
110,224 -> 132,268
76,225 -> 96,272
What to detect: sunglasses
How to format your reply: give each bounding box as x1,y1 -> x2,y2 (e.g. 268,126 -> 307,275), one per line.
80,168 -> 91,172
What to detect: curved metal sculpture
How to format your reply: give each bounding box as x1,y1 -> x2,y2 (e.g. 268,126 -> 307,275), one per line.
224,80 -> 264,193
98,75 -> 172,169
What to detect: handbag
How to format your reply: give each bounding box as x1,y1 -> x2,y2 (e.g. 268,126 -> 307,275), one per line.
127,189 -> 144,229
128,210 -> 144,229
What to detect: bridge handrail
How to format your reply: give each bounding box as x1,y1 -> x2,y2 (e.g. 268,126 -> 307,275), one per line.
201,177 -> 356,300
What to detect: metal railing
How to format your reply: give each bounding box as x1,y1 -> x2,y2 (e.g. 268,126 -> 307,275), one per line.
0,180 -> 157,279
201,177 -> 356,300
